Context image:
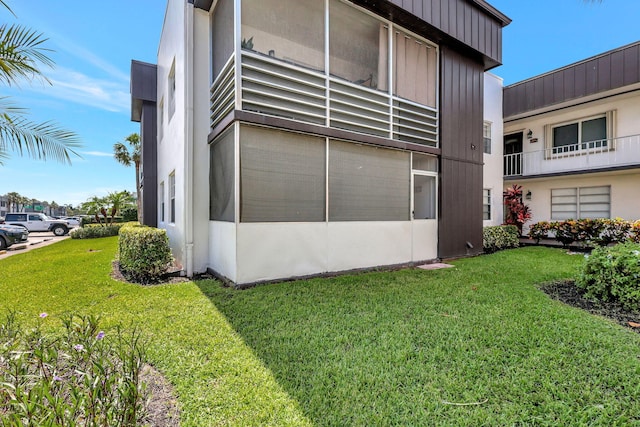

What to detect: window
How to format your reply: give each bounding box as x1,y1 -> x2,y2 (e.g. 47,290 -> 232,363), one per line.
551,186 -> 610,220
483,189 -> 491,220
551,114 -> 608,154
392,29 -> 437,107
210,128 -> 235,222
330,0 -> 387,91
242,0 -> 324,72
413,175 -> 436,220
159,181 -> 165,223
158,98 -> 164,141
168,60 -> 176,119
169,172 -> 176,223
240,126 -> 325,222
212,0 -> 234,81
483,122 -> 491,154
329,140 -> 410,221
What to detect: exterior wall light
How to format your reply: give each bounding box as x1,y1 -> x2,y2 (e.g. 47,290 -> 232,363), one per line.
525,190 -> 532,200
526,129 -> 533,139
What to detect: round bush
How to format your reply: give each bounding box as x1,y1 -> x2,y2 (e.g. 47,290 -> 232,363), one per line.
576,241 -> 640,311
483,225 -> 519,253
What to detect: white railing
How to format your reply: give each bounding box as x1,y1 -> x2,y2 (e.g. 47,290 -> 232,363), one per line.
209,51 -> 438,147
503,134 -> 640,177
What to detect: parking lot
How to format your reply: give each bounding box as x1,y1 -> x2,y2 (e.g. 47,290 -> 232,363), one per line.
0,231 -> 70,260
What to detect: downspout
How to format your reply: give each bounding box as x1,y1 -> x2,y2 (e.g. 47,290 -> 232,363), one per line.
183,1 -> 195,277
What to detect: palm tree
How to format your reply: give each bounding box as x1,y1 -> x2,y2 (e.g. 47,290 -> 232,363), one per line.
81,196 -> 107,226
5,191 -> 20,212
113,133 -> 141,221
105,190 -> 135,224
0,2 -> 81,164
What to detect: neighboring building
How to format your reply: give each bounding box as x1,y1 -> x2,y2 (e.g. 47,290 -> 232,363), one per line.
0,195 -> 7,218
503,42 -> 640,231
132,0 -> 510,285
483,72 -> 505,226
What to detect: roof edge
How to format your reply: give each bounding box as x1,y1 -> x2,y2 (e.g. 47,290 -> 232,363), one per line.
468,0 -> 511,26
506,40 -> 640,89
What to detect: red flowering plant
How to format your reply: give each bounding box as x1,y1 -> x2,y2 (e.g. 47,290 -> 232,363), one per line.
503,184 -> 532,236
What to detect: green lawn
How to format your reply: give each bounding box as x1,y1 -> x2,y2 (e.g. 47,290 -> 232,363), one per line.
2,238 -> 640,426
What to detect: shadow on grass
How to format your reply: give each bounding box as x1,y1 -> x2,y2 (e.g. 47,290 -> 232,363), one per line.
195,249 -> 640,426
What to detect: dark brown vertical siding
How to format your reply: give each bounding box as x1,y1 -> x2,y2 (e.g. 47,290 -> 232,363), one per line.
623,45 -> 639,85
438,47 -> 484,259
611,50 -> 624,88
357,0 -> 507,67
597,55 -> 611,92
504,42 -> 640,118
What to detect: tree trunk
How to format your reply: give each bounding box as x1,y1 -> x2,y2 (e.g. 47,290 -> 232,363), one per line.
135,162 -> 142,223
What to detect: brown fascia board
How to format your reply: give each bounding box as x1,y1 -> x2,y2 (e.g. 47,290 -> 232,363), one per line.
130,60 -> 157,122
193,0 -> 509,70
504,40 -> 640,118
192,0 -> 213,10
468,0 -> 511,27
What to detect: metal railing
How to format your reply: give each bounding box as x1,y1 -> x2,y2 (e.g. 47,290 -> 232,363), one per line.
503,134 -> 640,177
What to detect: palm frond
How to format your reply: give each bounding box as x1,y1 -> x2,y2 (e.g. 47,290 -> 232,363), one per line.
0,1 -> 16,17
0,108 -> 82,164
0,23 -> 53,86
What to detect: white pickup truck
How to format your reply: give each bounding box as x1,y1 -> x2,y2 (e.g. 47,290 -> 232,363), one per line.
3,213 -> 71,236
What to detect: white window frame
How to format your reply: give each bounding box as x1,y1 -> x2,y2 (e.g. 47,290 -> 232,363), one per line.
169,172 -> 176,224
545,111 -> 614,157
483,121 -> 491,154
168,60 -> 176,120
551,186 -> 611,220
158,97 -> 164,142
483,188 -> 491,220
159,181 -> 165,223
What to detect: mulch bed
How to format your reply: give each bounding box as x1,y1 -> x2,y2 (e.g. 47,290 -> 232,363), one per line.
539,280 -> 640,332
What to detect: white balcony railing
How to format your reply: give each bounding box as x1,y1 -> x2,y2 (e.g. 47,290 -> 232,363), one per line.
210,51 -> 438,147
503,134 -> 640,178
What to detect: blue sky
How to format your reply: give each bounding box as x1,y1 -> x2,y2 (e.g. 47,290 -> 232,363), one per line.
0,0 -> 639,207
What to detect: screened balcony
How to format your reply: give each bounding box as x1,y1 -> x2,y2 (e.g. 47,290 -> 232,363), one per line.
503,134 -> 640,178
209,0 -> 439,148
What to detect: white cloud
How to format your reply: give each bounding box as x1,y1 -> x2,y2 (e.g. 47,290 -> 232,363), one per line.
82,151 -> 114,158
37,67 -> 130,113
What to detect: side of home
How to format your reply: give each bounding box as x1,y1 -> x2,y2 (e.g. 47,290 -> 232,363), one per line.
503,41 -> 640,230
132,0 -> 510,285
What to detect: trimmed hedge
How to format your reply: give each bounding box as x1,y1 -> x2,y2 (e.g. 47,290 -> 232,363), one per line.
483,225 -> 519,253
529,218 -> 640,247
70,224 -> 124,239
576,241 -> 640,311
117,225 -> 173,284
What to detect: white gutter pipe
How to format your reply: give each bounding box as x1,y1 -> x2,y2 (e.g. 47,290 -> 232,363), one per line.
183,1 -> 195,277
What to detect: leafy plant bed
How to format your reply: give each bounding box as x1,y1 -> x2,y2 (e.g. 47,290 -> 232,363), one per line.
540,280 -> 640,331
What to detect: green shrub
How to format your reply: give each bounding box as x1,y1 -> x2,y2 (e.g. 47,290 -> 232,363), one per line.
118,226 -> 173,284
0,312 -> 147,425
121,207 -> 138,222
70,224 -> 123,239
592,218 -> 631,246
530,218 -> 637,247
576,241 -> 640,311
483,225 -> 519,253
631,220 -> 640,244
529,221 -> 551,242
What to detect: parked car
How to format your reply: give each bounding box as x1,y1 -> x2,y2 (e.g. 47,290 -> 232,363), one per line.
3,213 -> 71,236
0,223 -> 29,249
61,216 -> 81,227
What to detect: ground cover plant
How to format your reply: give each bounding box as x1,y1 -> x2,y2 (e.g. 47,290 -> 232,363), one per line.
0,313 -> 146,426
2,238 -> 640,425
